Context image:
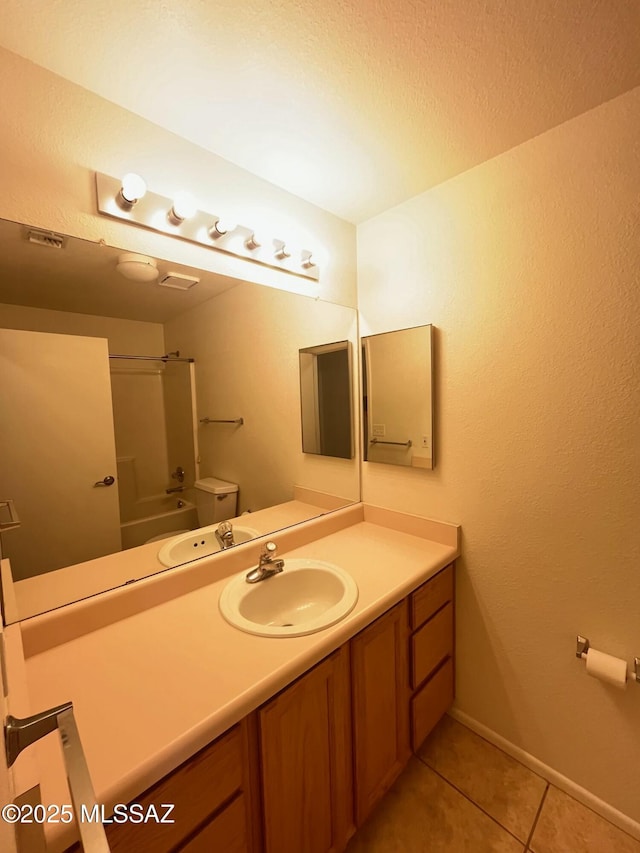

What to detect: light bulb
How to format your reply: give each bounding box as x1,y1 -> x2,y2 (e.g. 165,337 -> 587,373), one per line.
209,218 -> 236,239
245,233 -> 267,250
274,241 -> 292,260
118,173 -> 146,207
301,251 -> 316,269
169,192 -> 197,223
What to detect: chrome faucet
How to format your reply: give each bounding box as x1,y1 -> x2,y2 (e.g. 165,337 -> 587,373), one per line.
166,467 -> 186,494
216,521 -> 235,549
245,542 -> 285,584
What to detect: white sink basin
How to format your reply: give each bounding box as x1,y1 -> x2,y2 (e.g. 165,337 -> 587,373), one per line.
157,525 -> 260,568
219,558 -> 359,637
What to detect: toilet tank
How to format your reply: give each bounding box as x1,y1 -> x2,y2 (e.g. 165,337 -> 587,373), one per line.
193,477 -> 239,526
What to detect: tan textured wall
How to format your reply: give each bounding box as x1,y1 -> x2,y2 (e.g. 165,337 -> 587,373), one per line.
164,281 -> 359,513
0,46 -> 356,307
357,87 -> 640,821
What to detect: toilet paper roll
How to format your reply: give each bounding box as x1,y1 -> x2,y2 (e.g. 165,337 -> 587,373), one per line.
585,648 -> 627,690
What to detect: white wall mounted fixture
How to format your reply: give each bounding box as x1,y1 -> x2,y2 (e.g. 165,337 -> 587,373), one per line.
115,253 -> 159,282
96,172 -> 320,282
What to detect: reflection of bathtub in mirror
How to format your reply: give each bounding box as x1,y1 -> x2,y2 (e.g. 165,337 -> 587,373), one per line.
119,495 -> 198,550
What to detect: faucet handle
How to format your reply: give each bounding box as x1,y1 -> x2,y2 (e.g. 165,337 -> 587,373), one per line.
261,541 -> 277,561
218,521 -> 233,534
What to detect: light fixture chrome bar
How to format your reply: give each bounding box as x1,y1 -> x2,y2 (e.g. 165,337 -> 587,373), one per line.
199,417 -> 244,425
370,438 -> 412,447
95,172 -> 319,282
109,354 -> 194,363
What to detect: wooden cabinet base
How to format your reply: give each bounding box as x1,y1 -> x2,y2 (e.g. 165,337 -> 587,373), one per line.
259,646 -> 354,853
351,601 -> 410,826
181,795 -> 248,853
104,721 -> 254,853
411,657 -> 454,750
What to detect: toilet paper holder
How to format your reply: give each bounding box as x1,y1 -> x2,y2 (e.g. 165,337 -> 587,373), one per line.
576,635 -> 640,683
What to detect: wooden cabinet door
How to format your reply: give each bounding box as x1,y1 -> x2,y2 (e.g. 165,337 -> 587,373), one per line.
104,719 -> 259,853
351,599 -> 410,825
180,794 -> 249,853
259,645 -> 353,853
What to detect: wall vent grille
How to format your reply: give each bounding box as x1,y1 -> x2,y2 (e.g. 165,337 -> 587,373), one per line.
158,273 -> 199,291
25,229 -> 67,250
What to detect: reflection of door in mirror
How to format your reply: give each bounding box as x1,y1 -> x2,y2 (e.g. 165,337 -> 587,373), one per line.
0,328 -> 122,579
0,327 -> 199,581
362,325 -> 434,469
299,341 -> 353,460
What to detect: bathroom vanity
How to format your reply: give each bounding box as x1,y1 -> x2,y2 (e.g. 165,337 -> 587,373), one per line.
5,503 -> 459,852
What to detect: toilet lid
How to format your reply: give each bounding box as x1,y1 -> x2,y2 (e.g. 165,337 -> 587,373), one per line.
145,529 -> 190,545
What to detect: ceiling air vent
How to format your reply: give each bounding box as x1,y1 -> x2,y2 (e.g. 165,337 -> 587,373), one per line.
25,228 -> 67,250
158,272 -> 199,291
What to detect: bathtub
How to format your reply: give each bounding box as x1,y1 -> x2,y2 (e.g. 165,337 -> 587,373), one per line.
120,496 -> 199,550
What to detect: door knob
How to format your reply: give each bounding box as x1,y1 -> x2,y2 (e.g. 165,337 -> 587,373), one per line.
94,475 -> 115,487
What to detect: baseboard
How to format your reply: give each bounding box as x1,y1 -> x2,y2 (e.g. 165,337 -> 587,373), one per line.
449,707 -> 640,843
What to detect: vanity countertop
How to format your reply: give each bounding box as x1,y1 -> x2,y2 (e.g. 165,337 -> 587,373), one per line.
13,504 -> 459,851
5,497 -> 345,622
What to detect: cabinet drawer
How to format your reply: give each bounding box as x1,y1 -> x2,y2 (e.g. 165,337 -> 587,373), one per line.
106,724 -> 244,852
181,794 -> 248,853
411,658 -> 454,751
410,564 -> 453,630
411,602 -> 453,689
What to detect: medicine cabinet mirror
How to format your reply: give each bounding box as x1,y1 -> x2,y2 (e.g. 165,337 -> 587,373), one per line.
361,324 -> 434,469
299,341 -> 353,460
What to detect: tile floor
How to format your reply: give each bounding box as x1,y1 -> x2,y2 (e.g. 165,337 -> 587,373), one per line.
346,715 -> 640,853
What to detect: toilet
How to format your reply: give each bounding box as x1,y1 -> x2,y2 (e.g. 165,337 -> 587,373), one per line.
193,477 -> 239,526
144,477 -> 238,545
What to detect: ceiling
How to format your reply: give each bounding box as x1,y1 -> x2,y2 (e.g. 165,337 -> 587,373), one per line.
0,1 -> 638,223
0,219 -> 239,323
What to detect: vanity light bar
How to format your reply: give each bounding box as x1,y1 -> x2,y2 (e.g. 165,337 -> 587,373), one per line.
95,173 -> 319,282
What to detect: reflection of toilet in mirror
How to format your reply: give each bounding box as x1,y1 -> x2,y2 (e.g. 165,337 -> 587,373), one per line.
144,477 -> 238,544
193,477 -> 239,525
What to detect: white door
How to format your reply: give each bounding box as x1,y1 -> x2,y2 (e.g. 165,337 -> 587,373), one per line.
0,329 -> 121,580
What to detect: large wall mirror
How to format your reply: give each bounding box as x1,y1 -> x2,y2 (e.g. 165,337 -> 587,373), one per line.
362,324 -> 434,469
0,217 -> 360,621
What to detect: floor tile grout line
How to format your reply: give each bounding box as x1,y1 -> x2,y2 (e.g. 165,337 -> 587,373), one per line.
524,782 -> 549,852
414,751 -> 530,847
434,719 -> 640,848
444,712 -> 547,783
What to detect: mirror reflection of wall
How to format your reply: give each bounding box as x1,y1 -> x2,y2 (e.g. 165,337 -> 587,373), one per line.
0,217 -> 360,585
362,324 -> 434,469
299,341 -> 353,460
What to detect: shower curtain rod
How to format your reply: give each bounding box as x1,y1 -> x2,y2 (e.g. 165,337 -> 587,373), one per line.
109,354 -> 194,363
